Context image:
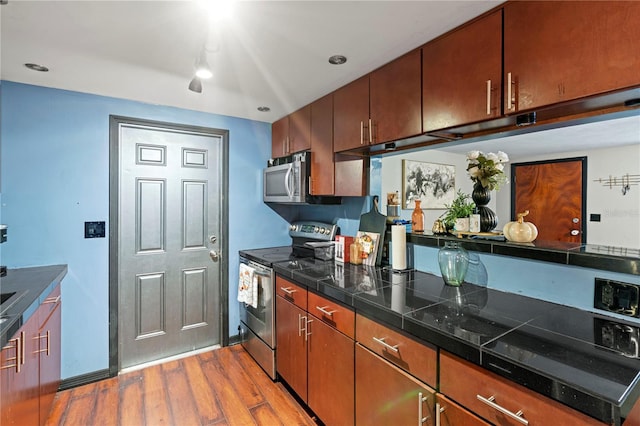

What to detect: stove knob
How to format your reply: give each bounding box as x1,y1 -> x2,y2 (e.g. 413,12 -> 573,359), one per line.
314,226 -> 320,233
321,227 -> 328,235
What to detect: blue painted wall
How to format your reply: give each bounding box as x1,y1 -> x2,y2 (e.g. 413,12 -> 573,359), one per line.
0,81 -> 294,379
413,245 -> 640,324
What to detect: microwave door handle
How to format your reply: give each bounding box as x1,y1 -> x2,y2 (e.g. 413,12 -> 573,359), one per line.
284,164 -> 293,198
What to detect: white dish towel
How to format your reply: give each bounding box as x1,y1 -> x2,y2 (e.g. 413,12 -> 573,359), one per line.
238,263 -> 258,309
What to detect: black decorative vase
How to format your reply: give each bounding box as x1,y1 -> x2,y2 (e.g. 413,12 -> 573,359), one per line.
471,182 -> 498,232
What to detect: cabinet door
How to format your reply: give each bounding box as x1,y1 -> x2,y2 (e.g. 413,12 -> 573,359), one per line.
370,49 -> 422,144
310,94 -> 335,195
333,76 -> 370,152
436,394 -> 490,426
38,286 -> 62,424
356,344 -> 435,426
334,155 -> 367,197
275,296 -> 308,401
504,1 -> 640,113
289,105 -> 311,154
307,317 -> 354,426
0,319 -> 39,426
271,115 -> 289,158
423,10 -> 502,132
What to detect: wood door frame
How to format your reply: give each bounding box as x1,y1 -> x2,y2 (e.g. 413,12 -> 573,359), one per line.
510,156 -> 588,244
108,115 -> 229,377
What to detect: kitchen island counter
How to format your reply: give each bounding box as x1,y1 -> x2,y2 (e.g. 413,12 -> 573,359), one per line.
0,264 -> 67,347
273,258 -> 640,425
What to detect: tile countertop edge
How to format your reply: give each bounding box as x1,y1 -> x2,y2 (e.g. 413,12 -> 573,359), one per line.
1,264 -> 68,348
272,262 -> 640,425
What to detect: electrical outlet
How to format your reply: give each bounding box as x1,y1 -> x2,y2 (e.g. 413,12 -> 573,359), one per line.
594,278 -> 640,318
594,318 -> 639,358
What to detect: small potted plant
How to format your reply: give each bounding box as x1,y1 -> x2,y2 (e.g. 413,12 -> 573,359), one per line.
443,190 -> 475,231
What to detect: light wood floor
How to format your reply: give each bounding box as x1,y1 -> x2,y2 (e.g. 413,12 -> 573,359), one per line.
45,345 -> 317,426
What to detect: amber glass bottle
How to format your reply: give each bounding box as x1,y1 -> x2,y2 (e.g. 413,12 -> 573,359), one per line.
412,200 -> 425,233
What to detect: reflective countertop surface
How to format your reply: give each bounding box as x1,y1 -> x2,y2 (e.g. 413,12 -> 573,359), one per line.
272,258 -> 640,424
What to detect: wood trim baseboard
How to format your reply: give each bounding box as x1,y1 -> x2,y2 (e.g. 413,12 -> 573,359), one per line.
59,368 -> 111,391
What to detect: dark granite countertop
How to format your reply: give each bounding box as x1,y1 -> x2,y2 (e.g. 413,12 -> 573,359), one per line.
273,259 -> 640,425
0,265 -> 68,347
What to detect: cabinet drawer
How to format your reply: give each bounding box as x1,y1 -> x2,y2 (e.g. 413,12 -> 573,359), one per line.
440,351 -> 605,426
308,292 -> 354,339
276,277 -> 307,310
355,314 -> 437,387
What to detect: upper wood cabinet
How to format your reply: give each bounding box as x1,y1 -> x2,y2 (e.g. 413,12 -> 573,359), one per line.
309,94 -> 334,196
271,105 -> 311,158
334,49 -> 422,152
333,75 -> 370,152
370,49 -> 422,144
422,10 -> 502,132
271,115 -> 289,158
503,1 -> 640,114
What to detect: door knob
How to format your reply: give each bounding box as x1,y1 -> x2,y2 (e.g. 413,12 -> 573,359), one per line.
572,218 -> 579,224
209,250 -> 220,261
570,230 -> 580,236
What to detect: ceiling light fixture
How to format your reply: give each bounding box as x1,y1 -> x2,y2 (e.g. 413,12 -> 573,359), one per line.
194,51 -> 213,79
257,106 -> 270,112
188,76 -> 203,93
328,55 -> 347,65
25,63 -> 49,72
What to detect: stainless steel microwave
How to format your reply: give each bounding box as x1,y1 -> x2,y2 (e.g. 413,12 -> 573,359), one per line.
263,152 -> 341,204
263,152 -> 307,203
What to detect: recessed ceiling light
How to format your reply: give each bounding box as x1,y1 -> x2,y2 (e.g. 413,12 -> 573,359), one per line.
328,55 -> 347,65
257,106 -> 270,112
25,63 -> 49,72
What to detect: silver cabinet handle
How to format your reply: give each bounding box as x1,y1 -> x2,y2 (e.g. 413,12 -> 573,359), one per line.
486,79 -> 492,115
298,314 -> 305,337
368,118 -> 373,144
372,336 -> 399,353
305,318 -> 313,341
507,72 -> 515,111
477,394 -> 528,425
315,305 -> 336,317
280,287 -> 297,295
44,295 -> 62,304
435,402 -> 445,426
418,392 -> 429,425
360,121 -> 364,145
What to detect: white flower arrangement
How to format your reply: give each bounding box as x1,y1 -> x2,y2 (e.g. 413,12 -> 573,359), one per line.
466,150 -> 509,191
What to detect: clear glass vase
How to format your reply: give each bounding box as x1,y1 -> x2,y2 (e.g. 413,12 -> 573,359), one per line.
438,241 -> 469,286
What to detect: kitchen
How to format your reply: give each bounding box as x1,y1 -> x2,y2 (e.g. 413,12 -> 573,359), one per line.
1,1 -> 640,425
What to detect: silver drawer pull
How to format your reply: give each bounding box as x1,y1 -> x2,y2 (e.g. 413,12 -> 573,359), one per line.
435,402 -> 445,426
477,394 -> 528,425
280,287 -> 297,295
418,392 -> 429,425
44,295 -> 61,304
315,305 -> 336,317
372,336 -> 399,353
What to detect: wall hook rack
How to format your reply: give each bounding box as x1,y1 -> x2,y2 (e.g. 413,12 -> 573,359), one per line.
594,174 -> 640,195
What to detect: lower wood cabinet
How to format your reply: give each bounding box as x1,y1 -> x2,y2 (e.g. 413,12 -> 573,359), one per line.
440,351 -> 605,426
1,284 -> 62,426
356,343 -> 435,425
275,277 -> 355,425
436,393 -> 490,426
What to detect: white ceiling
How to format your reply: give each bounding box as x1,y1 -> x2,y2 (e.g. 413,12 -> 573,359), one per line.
1,0 -> 638,157
0,0 -> 499,123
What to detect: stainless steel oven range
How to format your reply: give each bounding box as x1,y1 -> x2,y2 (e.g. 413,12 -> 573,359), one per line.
238,220 -> 337,379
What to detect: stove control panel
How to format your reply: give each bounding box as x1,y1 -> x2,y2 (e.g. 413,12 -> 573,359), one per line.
289,221 -> 337,241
